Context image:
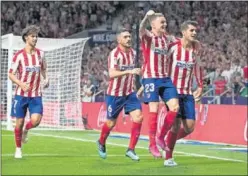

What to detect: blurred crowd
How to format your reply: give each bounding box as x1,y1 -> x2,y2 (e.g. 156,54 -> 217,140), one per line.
1,1 -> 121,37
2,1 -> 247,102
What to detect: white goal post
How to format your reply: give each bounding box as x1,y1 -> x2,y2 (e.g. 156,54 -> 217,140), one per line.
1,34 -> 89,130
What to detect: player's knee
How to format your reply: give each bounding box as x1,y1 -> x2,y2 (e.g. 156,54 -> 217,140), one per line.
133,114 -> 143,123
184,126 -> 194,134
33,120 -> 41,127
106,120 -> 116,128
15,119 -> 25,129
171,121 -> 180,133
32,117 -> 42,127
171,125 -> 180,133
172,104 -> 179,112
149,102 -> 159,112
167,99 -> 179,112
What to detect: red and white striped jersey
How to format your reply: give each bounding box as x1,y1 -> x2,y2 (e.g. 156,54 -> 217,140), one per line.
107,46 -> 136,96
167,40 -> 203,95
141,30 -> 177,78
9,48 -> 45,97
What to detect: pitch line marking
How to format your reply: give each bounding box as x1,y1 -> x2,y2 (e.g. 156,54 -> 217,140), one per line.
27,132 -> 247,163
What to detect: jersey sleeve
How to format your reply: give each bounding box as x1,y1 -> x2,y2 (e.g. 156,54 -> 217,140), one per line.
9,52 -> 21,74
108,51 -> 118,69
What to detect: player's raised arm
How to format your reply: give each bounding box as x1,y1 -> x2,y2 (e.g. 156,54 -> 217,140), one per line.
139,10 -> 155,37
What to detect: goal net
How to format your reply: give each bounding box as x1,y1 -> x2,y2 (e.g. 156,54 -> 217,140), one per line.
1,34 -> 89,130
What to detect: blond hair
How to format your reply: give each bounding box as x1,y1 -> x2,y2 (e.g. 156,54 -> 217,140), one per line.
149,13 -> 165,22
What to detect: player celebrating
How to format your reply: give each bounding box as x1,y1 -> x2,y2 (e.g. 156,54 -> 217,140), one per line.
161,20 -> 203,166
97,28 -> 143,161
8,25 -> 49,159
139,10 -> 179,158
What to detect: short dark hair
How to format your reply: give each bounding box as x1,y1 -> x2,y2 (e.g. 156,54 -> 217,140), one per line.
116,28 -> 131,36
21,25 -> 40,42
180,20 -> 198,32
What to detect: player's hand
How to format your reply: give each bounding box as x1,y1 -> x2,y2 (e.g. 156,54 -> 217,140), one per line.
20,82 -> 30,92
136,86 -> 144,99
130,68 -> 141,75
43,78 -> 49,88
193,87 -> 203,102
146,10 -> 155,17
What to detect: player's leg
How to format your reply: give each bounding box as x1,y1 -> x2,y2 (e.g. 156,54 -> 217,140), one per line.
11,95 -> 28,159
164,117 -> 181,167
97,95 -> 124,159
177,95 -> 196,140
142,78 -> 161,157
157,78 -> 179,150
164,94 -> 195,167
163,95 -> 184,166
124,92 -> 143,161
22,97 -> 43,143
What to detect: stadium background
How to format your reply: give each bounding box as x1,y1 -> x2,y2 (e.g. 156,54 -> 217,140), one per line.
1,1 -> 247,175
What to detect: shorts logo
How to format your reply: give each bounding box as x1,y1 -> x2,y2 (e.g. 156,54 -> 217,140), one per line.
146,93 -> 150,98
108,105 -> 112,117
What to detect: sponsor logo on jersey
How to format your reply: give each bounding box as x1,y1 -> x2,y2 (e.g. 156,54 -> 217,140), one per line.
154,48 -> 168,55
119,64 -> 135,71
176,61 -> 194,69
25,66 -> 41,72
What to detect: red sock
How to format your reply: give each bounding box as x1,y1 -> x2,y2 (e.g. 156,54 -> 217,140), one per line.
25,121 -> 34,130
159,111 -> 177,140
14,127 -> 22,148
177,128 -> 189,140
149,112 -> 158,146
99,122 -> 112,145
165,130 -> 178,159
129,122 -> 142,150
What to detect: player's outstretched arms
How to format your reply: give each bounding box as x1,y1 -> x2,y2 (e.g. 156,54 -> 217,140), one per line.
139,10 -> 155,36
8,72 -> 30,92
